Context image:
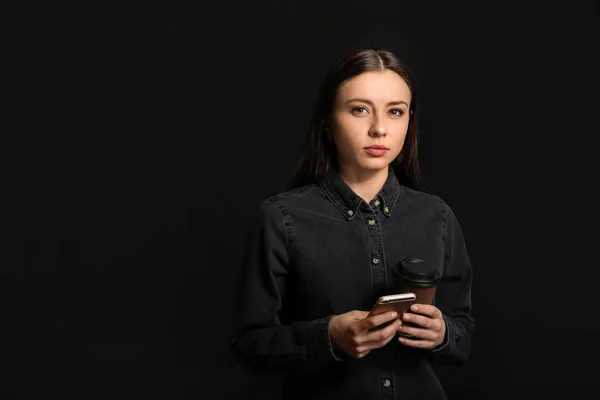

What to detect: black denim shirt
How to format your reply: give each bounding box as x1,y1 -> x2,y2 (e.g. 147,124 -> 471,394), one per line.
230,167 -> 474,400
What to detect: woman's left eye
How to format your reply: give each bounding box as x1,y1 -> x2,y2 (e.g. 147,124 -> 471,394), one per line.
352,106 -> 368,114
390,108 -> 405,116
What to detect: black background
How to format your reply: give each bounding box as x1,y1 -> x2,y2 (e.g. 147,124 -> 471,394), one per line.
4,1 -> 598,399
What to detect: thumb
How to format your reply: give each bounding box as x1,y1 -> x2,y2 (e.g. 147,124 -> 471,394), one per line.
348,310 -> 370,320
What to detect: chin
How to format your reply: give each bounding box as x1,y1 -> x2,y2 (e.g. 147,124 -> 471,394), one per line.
358,159 -> 391,172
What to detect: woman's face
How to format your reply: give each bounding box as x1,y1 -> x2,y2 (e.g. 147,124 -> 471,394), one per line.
330,69 -> 412,175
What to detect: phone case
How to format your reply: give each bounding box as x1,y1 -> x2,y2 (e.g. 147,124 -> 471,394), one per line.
369,301 -> 411,317
368,293 -> 416,317
367,294 -> 416,331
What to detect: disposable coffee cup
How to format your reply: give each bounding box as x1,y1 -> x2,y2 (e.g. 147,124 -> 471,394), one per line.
393,257 -> 440,337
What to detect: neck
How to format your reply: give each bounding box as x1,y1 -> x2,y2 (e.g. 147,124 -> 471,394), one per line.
337,165 -> 389,203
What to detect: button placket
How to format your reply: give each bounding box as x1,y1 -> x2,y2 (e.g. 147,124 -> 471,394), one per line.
363,198 -> 387,294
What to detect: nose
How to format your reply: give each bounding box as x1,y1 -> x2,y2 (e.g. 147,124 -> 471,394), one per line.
368,117 -> 387,138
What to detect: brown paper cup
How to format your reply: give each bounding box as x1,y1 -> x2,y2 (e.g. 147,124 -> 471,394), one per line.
393,258 -> 440,338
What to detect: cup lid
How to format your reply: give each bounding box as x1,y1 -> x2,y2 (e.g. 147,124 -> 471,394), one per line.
394,257 -> 440,286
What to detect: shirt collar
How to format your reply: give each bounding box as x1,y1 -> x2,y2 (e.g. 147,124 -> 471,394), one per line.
319,166 -> 401,220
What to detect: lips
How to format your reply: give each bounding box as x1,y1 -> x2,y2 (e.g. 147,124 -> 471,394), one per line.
365,145 -> 389,150
364,145 -> 389,157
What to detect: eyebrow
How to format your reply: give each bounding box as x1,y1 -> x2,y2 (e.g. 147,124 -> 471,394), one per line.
346,98 -> 409,107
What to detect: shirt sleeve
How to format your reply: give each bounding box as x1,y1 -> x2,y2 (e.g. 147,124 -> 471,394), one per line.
229,199 -> 344,376
430,203 -> 475,363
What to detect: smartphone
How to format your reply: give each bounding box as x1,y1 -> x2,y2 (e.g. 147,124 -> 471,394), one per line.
367,293 -> 416,331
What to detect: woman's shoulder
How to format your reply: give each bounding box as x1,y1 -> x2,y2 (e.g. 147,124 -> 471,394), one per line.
254,184 -> 324,215
398,184 -> 454,215
269,184 -> 322,202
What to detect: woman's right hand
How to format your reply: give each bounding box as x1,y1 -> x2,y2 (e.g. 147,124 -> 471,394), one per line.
329,311 -> 401,359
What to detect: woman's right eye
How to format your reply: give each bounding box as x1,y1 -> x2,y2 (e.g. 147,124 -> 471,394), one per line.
351,106 -> 368,114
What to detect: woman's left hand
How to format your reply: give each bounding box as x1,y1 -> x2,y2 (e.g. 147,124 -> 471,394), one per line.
397,304 -> 446,349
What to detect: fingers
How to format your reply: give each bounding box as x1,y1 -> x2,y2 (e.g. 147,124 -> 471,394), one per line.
356,350 -> 370,359
360,311 -> 398,331
397,324 -> 438,341
354,320 -> 401,354
402,312 -> 442,331
359,329 -> 398,352
363,318 -> 400,342
407,304 -> 441,318
353,319 -> 400,351
397,305 -> 447,349
346,307 -> 444,356
397,336 -> 436,349
349,310 -> 370,320
356,332 -> 398,353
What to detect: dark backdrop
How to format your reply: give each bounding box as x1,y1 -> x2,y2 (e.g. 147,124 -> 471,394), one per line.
4,1 -> 598,399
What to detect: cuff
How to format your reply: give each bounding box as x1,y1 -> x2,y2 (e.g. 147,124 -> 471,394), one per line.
430,314 -> 454,354
307,315 -> 346,366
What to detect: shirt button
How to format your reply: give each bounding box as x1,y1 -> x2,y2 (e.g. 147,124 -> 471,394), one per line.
368,219 -> 376,226
383,206 -> 390,214
347,210 -> 354,216
372,256 -> 381,265
373,199 -> 381,207
383,379 -> 391,388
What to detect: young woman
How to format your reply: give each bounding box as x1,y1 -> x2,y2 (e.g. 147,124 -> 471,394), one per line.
230,48 -> 474,400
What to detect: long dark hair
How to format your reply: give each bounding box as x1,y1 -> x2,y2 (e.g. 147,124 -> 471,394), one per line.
289,48 -> 423,191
